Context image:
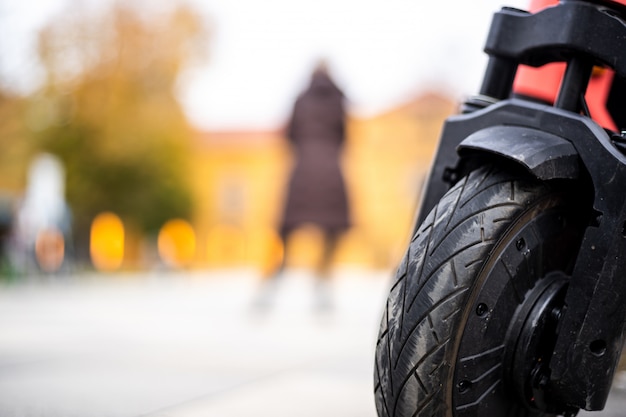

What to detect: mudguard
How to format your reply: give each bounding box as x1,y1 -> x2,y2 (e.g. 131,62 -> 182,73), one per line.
457,125 -> 580,180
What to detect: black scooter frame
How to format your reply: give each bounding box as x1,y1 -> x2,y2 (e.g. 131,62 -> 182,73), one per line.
418,0 -> 626,412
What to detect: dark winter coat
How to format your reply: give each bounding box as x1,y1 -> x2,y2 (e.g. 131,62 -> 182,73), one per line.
280,70 -> 350,235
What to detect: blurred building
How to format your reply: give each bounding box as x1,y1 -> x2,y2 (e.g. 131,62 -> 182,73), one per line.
187,92 -> 456,272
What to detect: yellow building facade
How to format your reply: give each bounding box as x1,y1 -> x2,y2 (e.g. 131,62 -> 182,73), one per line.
187,92 -> 456,272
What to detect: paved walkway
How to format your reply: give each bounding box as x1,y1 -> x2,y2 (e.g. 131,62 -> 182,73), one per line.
0,269 -> 388,417
0,268 -> 624,417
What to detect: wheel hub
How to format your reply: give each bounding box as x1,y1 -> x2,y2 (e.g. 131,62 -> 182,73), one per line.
506,271 -> 569,414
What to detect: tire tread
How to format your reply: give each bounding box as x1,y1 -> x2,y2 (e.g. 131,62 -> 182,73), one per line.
374,165 -> 550,417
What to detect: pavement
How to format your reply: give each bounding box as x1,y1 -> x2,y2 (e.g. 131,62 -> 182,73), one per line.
0,268 -> 624,417
0,268 -> 388,417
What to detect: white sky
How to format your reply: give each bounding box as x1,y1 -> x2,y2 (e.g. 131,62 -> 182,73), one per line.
0,0 -> 528,130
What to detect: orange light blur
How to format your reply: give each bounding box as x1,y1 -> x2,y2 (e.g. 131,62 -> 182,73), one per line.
158,219 -> 196,267
90,212 -> 125,271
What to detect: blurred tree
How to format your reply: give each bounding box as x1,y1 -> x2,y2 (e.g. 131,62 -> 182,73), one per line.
0,91 -> 32,276
0,91 -> 31,193
31,3 -> 208,240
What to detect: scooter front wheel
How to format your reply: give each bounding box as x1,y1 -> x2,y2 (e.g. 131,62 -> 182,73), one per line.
374,164 -> 587,417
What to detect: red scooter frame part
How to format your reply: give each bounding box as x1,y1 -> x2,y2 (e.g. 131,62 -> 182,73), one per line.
514,0 -> 626,131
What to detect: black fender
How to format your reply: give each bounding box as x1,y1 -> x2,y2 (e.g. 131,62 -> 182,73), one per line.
457,125 -> 580,180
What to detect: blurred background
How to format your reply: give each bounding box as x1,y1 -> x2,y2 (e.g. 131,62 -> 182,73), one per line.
0,0 -> 531,275
0,0 -> 564,416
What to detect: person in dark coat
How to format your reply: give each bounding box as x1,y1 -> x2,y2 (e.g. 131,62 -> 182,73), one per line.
255,62 -> 351,311
280,62 -> 350,255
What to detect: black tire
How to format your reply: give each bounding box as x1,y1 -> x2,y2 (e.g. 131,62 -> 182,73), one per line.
374,164 -> 587,417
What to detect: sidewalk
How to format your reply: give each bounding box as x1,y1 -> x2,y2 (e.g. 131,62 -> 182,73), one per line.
0,268 -> 389,417
0,268 -> 624,417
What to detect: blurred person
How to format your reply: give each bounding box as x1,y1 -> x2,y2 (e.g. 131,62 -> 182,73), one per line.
13,153 -> 73,275
255,61 -> 351,311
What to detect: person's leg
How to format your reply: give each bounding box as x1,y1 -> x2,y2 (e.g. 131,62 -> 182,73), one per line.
314,230 -> 340,311
317,230 -> 339,279
253,228 -> 291,311
268,227 -> 291,279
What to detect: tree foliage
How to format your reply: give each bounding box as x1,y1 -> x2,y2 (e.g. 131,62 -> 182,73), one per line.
31,3 -> 208,234
0,92 -> 32,193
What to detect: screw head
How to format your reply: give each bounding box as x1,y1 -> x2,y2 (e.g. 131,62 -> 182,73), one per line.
458,380 -> 472,393
476,303 -> 488,317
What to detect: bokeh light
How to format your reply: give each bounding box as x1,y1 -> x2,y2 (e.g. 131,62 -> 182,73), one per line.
90,212 -> 125,271
157,219 -> 196,268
